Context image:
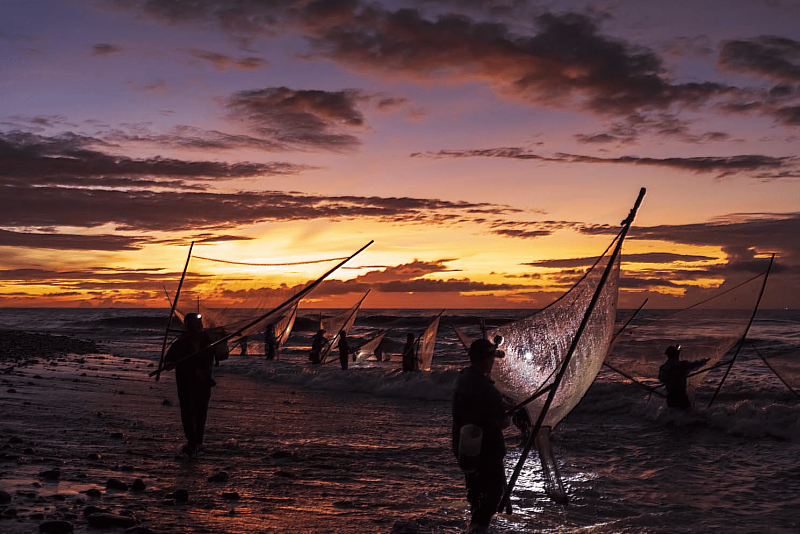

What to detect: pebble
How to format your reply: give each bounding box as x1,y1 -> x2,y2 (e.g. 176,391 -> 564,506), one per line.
86,512 -> 136,528
131,478 -> 146,491
38,520 -> 74,533
207,471 -> 229,483
107,478 -> 129,491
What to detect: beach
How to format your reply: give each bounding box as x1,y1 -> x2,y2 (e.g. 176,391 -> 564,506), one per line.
0,329 -> 461,534
2,308 -> 800,534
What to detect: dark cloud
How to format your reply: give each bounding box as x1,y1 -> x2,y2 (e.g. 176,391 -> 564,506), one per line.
524,252 -> 718,269
411,146 -> 798,179
92,43 -> 123,57
0,131 -> 310,187
103,125 -> 287,152
185,49 -> 268,70
582,213 -> 800,265
306,9 -> 733,117
0,183 -> 516,233
0,229 -> 147,251
488,220 -> 582,239
226,87 -> 366,151
719,36 -> 800,83
110,2 -> 740,121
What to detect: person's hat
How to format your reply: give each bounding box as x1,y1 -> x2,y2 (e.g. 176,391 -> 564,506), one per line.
469,338 -> 505,363
665,345 -> 681,358
184,312 -> 202,324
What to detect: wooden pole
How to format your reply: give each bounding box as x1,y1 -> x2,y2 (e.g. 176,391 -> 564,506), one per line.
707,254 -> 775,408
500,188 -> 645,510
155,241 -> 194,382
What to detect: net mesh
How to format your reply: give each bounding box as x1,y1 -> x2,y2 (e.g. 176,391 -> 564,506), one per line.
352,330 -> 391,364
418,312 -> 443,371
319,291 -> 369,363
489,244 -> 620,428
606,271 -> 768,401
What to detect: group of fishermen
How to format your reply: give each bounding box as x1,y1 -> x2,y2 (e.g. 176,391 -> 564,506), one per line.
163,312 -> 707,533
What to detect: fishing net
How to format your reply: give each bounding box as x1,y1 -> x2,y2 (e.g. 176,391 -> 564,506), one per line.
352,330 -> 391,364
417,312 -> 443,371
319,291 -> 369,363
606,268 -> 770,402
489,238 -> 620,429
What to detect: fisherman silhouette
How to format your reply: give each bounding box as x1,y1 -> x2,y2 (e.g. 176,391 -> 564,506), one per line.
309,328 -> 326,364
264,323 -> 278,361
402,332 -> 417,372
338,331 -> 351,370
452,338 -> 510,534
164,313 -> 226,457
658,344 -> 708,410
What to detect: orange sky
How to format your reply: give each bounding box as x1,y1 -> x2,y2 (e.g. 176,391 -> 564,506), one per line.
1,0 -> 798,309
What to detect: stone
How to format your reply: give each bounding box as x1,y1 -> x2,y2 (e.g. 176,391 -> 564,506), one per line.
131,478 -> 146,491
38,520 -> 74,533
207,471 -> 229,483
86,512 -> 136,528
106,478 -> 129,491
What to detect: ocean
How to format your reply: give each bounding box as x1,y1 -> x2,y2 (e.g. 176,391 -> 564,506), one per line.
1,307 -> 799,533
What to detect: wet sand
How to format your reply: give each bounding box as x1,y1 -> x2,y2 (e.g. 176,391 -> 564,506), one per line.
0,330 -> 462,534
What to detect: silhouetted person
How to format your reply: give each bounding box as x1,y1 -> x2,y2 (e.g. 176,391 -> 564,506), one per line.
452,339 -> 510,534
402,332 -> 418,372
658,344 -> 708,410
264,323 -> 278,361
338,331 -> 351,370
164,313 -> 225,457
238,336 -> 248,357
310,328 -> 326,365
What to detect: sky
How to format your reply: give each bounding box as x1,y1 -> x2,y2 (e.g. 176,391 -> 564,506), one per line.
0,0 -> 798,309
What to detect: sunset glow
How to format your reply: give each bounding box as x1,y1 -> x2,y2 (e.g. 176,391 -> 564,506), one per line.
1,0 -> 798,308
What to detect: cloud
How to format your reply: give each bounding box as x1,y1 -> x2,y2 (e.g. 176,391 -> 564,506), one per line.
411,146 -> 799,179
581,213 -> 800,265
719,36 -> 800,83
0,229 -> 147,251
226,87 -> 367,151
92,43 -> 123,57
0,131 -> 311,187
184,48 -> 268,70
109,2 -> 743,121
488,220 -> 581,239
524,252 -> 719,269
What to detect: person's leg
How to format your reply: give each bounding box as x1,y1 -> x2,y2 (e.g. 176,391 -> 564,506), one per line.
194,386 -> 212,446
177,383 -> 198,449
469,460 -> 506,528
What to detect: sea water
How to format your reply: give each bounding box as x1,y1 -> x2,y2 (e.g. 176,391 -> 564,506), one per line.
1,307 -> 799,533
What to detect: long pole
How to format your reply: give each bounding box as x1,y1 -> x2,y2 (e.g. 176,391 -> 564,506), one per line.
707,253 -> 775,408
501,187 -> 645,509
155,241 -> 194,382
321,289 -> 371,365
150,240 -> 373,377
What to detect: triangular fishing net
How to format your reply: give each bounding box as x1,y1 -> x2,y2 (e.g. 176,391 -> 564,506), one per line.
489,238 -> 620,429
606,269 -> 769,402
319,291 -> 369,363
352,329 -> 391,364
417,312 -> 443,371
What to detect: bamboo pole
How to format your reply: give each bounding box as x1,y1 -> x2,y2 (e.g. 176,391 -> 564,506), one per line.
500,187 -> 645,510
707,253 -> 775,408
155,242 -> 194,382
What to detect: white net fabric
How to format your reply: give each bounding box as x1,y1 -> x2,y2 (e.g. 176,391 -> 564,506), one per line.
320,291 -> 369,362
417,312 -> 443,371
352,330 -> 390,364
489,248 -> 620,428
